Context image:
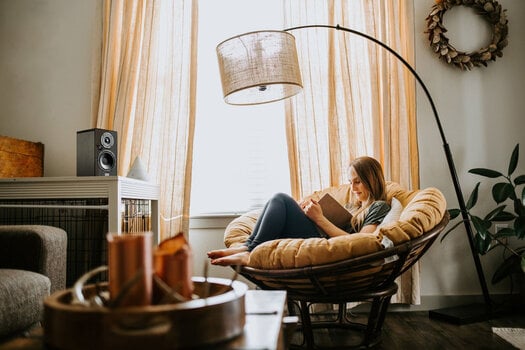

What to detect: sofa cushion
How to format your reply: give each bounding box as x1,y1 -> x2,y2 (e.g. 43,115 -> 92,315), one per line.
0,269 -> 50,338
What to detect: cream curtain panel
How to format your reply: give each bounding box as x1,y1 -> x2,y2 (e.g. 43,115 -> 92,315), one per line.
284,0 -> 420,304
93,0 -> 197,241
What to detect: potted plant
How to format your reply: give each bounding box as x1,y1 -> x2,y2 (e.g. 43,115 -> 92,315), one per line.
442,143 -> 525,289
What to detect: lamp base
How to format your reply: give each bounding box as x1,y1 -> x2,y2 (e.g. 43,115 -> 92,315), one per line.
428,303 -> 492,325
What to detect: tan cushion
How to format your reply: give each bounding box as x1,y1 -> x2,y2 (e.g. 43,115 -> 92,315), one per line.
223,182 -> 447,269
378,187 -> 447,245
248,233 -> 384,268
224,209 -> 261,248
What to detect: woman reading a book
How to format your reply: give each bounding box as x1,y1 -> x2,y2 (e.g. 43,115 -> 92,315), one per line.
207,156 -> 391,266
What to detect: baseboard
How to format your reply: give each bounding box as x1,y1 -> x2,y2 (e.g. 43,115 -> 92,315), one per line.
350,294 -> 515,312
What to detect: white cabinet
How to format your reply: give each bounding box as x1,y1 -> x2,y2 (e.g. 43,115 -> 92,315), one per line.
0,176 -> 160,285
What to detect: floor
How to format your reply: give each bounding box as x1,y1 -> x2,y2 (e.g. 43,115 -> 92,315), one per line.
288,305 -> 525,349
377,311 -> 525,350
2,306 -> 524,349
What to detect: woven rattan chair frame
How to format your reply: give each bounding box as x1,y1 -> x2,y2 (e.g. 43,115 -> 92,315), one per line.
239,213 -> 449,349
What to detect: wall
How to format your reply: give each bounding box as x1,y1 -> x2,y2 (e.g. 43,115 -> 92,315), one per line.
414,0 -> 525,300
0,0 -> 100,176
1,0 -> 524,307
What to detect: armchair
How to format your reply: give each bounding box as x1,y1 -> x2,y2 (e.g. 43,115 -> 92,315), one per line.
223,182 -> 448,348
0,225 -> 67,339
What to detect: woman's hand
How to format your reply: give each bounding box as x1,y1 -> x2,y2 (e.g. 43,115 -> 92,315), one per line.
298,199 -> 310,210
304,199 -> 350,238
303,199 -> 324,223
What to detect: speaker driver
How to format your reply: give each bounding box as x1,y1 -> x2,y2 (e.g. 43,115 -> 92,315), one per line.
98,150 -> 116,171
100,132 -> 115,149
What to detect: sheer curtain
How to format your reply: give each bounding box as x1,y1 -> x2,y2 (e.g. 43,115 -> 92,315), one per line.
92,0 -> 198,240
284,0 -> 420,303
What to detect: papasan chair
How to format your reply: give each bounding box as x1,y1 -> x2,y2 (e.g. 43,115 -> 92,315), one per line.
222,181 -> 449,349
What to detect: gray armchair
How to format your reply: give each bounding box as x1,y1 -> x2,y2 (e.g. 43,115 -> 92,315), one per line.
0,225 -> 67,339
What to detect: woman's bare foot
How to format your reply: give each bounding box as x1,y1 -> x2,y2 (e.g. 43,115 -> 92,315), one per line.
210,251 -> 250,266
207,245 -> 248,259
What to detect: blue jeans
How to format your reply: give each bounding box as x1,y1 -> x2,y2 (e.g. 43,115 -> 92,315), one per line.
244,193 -> 322,251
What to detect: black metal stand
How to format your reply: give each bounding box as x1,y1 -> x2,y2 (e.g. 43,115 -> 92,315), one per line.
284,24 -> 493,323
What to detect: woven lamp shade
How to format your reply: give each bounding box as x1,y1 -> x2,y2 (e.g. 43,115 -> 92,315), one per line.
216,30 -> 303,105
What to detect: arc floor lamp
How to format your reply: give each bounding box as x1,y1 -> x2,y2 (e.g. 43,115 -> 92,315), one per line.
216,24 -> 492,324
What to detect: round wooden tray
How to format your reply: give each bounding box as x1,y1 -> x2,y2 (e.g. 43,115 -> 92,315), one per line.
43,277 -> 247,350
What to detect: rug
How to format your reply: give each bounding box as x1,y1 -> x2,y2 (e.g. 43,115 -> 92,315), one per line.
492,327 -> 525,349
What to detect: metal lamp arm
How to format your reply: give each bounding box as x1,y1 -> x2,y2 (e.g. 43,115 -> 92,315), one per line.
284,23 -> 492,307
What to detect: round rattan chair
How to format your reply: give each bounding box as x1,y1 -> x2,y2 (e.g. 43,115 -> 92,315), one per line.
222,182 -> 448,348
240,215 -> 449,349
238,213 -> 449,349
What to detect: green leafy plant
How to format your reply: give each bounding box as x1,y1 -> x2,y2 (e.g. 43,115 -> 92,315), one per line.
442,143 -> 525,285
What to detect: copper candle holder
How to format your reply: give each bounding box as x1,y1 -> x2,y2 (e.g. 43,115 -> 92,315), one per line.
107,232 -> 153,307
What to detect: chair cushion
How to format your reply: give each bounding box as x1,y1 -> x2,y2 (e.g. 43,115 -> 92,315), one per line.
376,197 -> 404,228
223,182 -> 447,269
0,269 -> 50,338
249,233 -> 384,269
379,186 -> 447,245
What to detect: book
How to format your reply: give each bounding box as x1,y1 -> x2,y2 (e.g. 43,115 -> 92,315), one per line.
317,193 -> 353,230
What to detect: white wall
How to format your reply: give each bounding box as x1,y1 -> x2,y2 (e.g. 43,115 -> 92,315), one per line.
1,0 -> 524,305
0,0 -> 100,176
414,0 -> 525,298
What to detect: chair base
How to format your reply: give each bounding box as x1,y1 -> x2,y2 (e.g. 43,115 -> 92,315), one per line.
287,283 -> 398,349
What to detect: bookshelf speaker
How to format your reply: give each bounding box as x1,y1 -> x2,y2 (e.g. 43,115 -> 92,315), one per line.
77,128 -> 118,176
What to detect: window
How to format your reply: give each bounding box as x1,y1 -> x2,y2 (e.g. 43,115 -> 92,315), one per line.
190,0 -> 291,215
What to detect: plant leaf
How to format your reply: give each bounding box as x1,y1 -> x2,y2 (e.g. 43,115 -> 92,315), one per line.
447,208 -> 461,220
469,168 -> 503,178
471,215 -> 491,240
492,254 -> 522,284
440,220 -> 465,242
484,205 -> 505,221
492,183 -> 513,203
514,198 -> 525,216
466,183 -> 480,210
508,144 -> 519,176
515,216 -> 525,239
514,174 -> 525,185
492,210 -> 515,221
474,231 -> 492,255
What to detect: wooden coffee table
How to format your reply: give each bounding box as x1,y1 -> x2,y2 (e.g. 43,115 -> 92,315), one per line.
225,290 -> 288,349
0,290 -> 288,350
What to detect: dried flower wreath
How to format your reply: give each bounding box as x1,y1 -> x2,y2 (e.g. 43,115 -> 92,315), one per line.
425,0 -> 508,70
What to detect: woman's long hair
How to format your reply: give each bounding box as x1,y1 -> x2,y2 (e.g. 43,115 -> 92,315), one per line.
348,156 -> 387,231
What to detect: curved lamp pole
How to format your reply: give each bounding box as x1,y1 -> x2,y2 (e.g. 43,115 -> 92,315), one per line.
216,24 -> 492,322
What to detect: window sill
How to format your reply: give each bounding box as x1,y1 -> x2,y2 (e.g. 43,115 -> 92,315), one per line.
189,213 -> 242,229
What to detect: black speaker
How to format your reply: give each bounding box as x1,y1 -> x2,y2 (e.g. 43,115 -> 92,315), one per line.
76,128 -> 118,176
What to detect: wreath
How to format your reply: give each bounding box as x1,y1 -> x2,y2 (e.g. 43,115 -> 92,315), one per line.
425,0 -> 509,71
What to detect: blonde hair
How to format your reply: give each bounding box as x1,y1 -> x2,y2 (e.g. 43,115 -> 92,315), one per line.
348,156 -> 387,231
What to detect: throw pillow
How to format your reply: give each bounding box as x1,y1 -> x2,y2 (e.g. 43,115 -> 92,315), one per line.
379,197 -> 404,228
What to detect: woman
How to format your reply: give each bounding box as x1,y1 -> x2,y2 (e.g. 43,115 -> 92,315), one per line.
207,156 -> 390,266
